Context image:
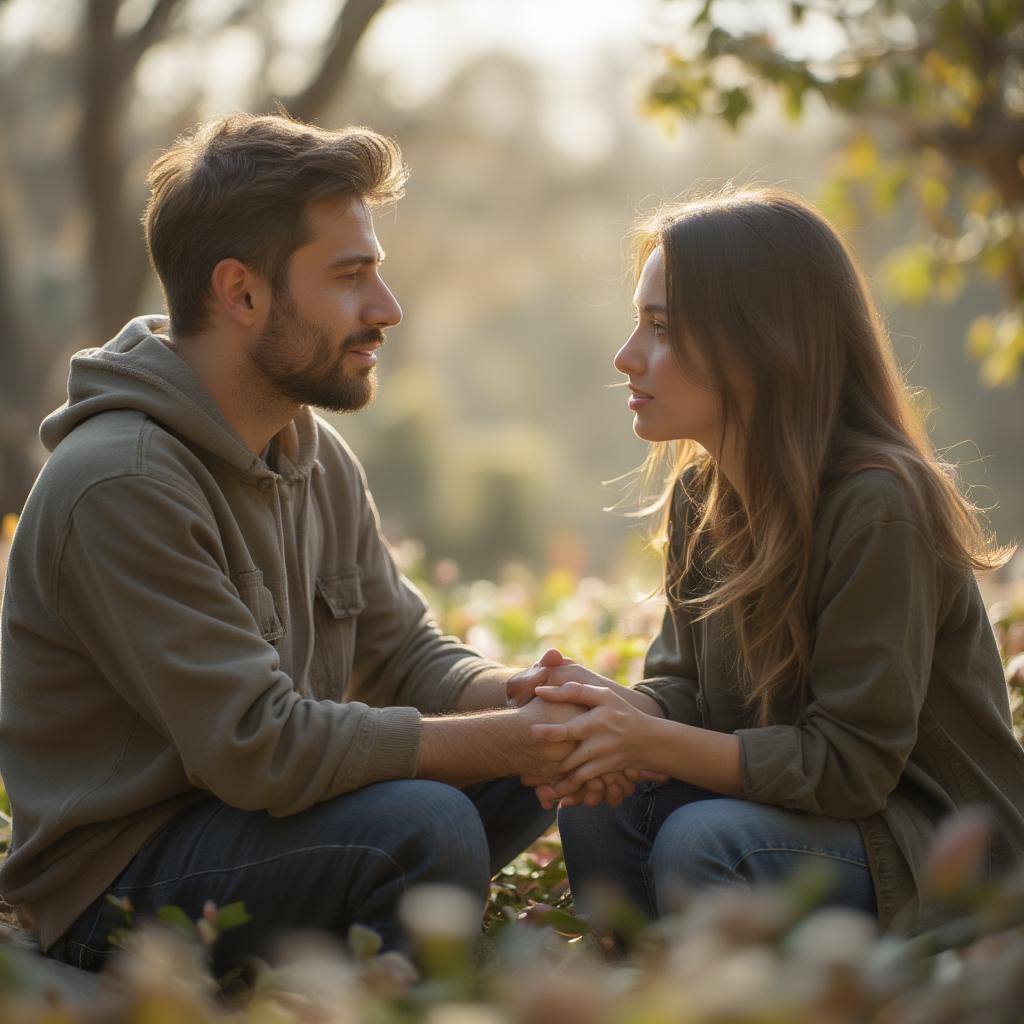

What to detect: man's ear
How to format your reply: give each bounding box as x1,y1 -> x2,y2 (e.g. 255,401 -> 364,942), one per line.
210,258 -> 269,327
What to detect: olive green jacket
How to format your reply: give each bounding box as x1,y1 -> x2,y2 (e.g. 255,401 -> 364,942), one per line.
634,469 -> 1024,932
0,316 -> 504,951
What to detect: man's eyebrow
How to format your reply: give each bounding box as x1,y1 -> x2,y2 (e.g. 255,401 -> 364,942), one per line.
327,250 -> 386,269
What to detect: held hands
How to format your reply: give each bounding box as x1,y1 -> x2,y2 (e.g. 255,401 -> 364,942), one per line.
529,680 -> 667,808
515,649 -> 667,809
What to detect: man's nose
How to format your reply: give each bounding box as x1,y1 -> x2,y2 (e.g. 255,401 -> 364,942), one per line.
368,279 -> 402,328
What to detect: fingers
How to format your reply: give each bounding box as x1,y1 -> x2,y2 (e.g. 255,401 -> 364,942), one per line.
529,723 -> 570,742
533,782 -> 559,810
535,648 -> 573,668
535,682 -> 613,707
506,664 -> 549,708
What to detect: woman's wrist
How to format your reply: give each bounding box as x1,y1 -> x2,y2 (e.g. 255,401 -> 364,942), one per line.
626,686 -> 666,717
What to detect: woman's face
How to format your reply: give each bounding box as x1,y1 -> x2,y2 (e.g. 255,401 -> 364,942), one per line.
614,247 -> 721,447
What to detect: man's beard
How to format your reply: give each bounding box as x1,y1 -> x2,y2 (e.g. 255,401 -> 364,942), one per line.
248,291 -> 382,412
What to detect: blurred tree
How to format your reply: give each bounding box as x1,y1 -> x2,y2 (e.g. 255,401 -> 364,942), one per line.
0,0 -> 387,515
643,0 -> 1024,385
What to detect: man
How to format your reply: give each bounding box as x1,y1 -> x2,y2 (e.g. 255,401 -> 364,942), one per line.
0,113 -> 602,973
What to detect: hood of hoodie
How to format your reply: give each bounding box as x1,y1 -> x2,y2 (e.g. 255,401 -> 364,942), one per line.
41,315 -> 321,483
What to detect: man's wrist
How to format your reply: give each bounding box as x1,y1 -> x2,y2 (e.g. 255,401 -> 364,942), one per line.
453,667 -> 517,712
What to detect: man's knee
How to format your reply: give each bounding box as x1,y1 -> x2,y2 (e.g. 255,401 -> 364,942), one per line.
362,780 -> 490,894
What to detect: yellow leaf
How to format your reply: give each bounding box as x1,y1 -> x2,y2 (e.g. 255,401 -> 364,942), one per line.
966,316 -> 995,359
844,135 -> 878,179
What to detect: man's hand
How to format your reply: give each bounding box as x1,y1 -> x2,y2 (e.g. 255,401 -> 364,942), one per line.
505,648 -> 567,708
510,649 -> 648,808
530,681 -> 666,800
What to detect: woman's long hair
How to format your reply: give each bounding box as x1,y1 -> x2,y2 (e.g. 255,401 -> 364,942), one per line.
632,186 -> 1012,725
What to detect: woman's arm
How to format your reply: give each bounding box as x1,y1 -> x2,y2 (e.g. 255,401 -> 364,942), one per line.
531,682 -> 742,805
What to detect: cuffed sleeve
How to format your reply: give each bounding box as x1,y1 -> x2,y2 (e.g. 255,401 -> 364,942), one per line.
56,475 -> 421,815
737,517 -> 941,819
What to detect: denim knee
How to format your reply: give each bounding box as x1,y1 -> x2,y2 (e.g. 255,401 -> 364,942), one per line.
648,797 -> 874,917
649,798 -> 744,901
379,780 -> 491,897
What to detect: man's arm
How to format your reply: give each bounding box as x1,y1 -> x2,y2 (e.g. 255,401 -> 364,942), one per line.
416,698 -> 582,787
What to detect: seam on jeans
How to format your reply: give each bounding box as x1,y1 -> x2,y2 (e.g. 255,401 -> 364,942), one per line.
68,938 -> 107,961
730,845 -> 869,877
635,786 -> 659,915
109,843 -> 406,893
74,892 -> 111,964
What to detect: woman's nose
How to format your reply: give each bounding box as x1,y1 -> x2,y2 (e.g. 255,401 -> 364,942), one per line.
613,330 -> 643,376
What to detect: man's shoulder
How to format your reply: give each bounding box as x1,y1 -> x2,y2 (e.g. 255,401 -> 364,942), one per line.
35,410 -> 206,518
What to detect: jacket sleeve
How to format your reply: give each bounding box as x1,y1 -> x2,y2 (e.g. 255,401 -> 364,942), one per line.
736,517 -> 942,819
632,603 -> 704,725
55,474 -> 422,816
344,466 -> 507,714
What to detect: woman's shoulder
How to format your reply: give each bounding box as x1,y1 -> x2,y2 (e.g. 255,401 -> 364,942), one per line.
816,467 -> 926,553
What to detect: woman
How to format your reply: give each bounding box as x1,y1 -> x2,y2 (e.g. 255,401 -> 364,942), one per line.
529,187 -> 1024,934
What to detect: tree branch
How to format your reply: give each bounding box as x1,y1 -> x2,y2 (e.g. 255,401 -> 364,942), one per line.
119,0 -> 189,73
284,0 -> 387,122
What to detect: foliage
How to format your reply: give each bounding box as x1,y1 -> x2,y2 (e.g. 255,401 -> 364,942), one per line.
5,819 -> 1024,1021
642,0 -> 1024,383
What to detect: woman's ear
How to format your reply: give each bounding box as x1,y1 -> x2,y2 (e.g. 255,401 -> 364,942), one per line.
209,258 -> 269,327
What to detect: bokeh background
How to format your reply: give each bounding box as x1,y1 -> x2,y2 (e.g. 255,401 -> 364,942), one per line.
2,0 -> 1022,590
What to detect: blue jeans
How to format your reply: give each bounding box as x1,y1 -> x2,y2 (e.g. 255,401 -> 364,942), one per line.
558,780 -> 876,921
51,778 -> 552,974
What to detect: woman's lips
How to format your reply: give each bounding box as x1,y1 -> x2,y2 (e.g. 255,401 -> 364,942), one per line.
628,388 -> 653,411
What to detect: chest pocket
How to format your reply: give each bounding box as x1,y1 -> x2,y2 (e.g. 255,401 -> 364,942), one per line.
309,569 -> 366,700
233,569 -> 284,643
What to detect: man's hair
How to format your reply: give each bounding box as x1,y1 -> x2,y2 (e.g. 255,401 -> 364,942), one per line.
143,112 -> 408,336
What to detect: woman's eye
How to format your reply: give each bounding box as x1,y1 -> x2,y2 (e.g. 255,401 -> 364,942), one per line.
652,321 -> 667,336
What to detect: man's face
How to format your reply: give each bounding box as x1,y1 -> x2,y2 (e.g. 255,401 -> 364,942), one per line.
248,197 -> 402,412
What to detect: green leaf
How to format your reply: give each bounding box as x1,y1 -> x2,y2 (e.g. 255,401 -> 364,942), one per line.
783,79 -> 805,120
692,0 -> 714,27
720,86 -> 752,129
348,922 -> 383,960
157,904 -> 196,937
214,902 -> 252,932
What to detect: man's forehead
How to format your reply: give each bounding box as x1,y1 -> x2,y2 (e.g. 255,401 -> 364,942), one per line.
301,196 -> 381,255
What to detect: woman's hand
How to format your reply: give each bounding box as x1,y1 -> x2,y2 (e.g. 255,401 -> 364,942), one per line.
530,681 -> 664,798
541,659 -> 666,718
526,767 -> 667,810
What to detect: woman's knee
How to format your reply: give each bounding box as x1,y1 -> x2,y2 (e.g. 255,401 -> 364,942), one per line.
649,798 -> 873,913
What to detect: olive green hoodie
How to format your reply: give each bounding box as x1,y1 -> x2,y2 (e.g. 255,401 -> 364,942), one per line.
0,316 -> 504,951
